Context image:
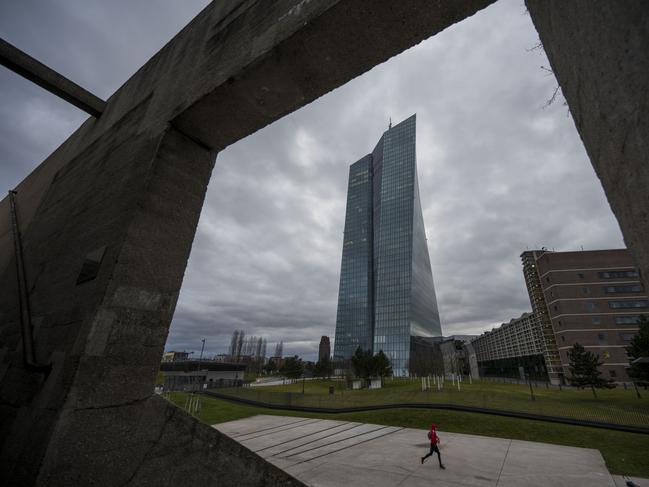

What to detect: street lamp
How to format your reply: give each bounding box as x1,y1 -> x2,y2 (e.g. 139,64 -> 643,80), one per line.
199,338 -> 206,361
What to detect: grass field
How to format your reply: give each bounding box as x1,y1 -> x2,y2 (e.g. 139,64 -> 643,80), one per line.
217,378 -> 649,427
165,391 -> 649,478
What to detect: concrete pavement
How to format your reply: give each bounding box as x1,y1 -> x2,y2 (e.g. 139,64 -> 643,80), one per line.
214,415 -> 643,487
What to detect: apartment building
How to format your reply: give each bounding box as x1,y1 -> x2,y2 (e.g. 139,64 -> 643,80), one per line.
522,249 -> 644,383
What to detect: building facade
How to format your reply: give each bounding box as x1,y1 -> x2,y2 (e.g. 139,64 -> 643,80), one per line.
522,249 -> 645,383
161,351 -> 189,362
318,336 -> 331,361
333,115 -> 442,376
471,313 -> 547,380
159,361 -> 246,392
439,336 -> 477,379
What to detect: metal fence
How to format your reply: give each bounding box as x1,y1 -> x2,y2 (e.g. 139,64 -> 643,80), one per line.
209,378 -> 649,429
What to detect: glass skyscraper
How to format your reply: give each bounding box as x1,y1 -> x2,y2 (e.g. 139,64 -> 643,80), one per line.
333,115 -> 442,376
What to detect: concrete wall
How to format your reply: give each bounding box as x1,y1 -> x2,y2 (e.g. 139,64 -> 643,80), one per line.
0,0 -> 496,484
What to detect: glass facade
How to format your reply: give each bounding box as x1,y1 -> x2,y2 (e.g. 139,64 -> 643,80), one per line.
333,115 -> 442,376
333,155 -> 373,359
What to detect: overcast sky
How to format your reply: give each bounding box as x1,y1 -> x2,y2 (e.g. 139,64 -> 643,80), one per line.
1,1 -> 625,361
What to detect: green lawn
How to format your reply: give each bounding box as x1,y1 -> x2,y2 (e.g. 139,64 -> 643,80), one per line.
215,378 -> 649,427
165,391 -> 649,478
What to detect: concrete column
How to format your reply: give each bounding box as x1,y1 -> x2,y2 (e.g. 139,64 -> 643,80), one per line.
527,1 -> 649,285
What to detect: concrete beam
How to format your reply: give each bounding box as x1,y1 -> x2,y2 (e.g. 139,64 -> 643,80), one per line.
0,38 -> 106,117
526,1 -> 649,289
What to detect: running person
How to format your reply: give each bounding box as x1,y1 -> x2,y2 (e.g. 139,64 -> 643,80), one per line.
421,423 -> 445,469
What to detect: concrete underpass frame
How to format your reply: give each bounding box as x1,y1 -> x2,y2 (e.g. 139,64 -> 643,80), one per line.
0,0 -> 647,485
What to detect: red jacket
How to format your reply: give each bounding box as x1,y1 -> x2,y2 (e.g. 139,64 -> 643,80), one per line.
427,429 -> 439,445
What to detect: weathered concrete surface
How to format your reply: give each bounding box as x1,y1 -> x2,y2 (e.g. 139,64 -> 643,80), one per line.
0,0 -> 498,485
216,415 -> 618,486
37,395 -> 304,487
526,0 -> 649,290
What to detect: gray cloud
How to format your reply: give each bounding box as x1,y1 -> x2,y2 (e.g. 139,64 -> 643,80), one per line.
1,1 -> 624,361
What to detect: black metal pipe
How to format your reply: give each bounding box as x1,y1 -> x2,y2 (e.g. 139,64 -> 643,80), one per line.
8,190 -> 50,373
0,37 -> 106,117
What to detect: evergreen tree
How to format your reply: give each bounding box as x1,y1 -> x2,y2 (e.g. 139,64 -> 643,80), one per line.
351,347 -> 373,379
314,356 -> 333,378
264,358 -> 277,374
281,355 -> 303,380
351,347 -> 393,382
626,316 -> 649,386
373,350 -> 392,381
567,342 -> 613,397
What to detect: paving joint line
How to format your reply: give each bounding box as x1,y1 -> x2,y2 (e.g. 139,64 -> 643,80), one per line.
231,418 -> 318,439
235,418 -> 323,441
230,417 -> 313,438
264,423 -> 368,456
495,439 -> 512,486
254,422 -> 359,453
287,427 -> 404,468
280,425 -> 394,459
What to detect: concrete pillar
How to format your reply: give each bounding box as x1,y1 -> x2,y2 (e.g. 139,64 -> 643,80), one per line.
527,1 -> 649,286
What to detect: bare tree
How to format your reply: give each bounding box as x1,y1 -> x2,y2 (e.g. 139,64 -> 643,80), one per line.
255,337 -> 263,359
274,341 -> 283,358
236,330 -> 245,362
229,330 -> 239,360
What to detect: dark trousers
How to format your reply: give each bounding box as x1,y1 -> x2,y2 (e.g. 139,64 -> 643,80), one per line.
422,444 -> 442,466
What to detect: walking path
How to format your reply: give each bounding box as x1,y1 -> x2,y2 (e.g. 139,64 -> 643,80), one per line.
214,415 -> 647,487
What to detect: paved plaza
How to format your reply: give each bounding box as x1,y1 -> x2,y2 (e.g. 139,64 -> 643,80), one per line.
214,415 -> 647,487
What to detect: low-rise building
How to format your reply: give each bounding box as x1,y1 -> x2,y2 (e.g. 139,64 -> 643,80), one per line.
161,350 -> 190,362
471,313 -> 547,380
159,361 -> 246,392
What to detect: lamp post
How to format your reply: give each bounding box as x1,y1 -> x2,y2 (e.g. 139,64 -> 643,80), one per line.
199,338 -> 205,361
631,357 -> 648,399
527,371 -> 535,401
